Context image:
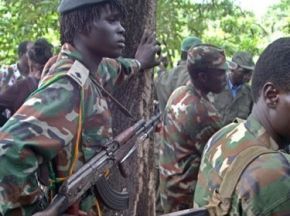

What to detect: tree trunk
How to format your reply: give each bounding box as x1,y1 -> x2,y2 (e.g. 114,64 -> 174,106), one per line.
106,0 -> 157,216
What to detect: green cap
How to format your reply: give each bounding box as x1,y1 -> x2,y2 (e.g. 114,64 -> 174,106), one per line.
180,36 -> 202,52
232,51 -> 255,71
187,44 -> 237,71
58,0 -> 108,13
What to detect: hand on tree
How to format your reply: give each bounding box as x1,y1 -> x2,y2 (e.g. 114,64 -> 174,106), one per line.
135,30 -> 161,70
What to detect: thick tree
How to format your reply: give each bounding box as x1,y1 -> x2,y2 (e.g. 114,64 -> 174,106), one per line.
106,0 -> 158,215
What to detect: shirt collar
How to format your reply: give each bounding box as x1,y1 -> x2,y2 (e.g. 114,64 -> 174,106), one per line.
245,115 -> 279,150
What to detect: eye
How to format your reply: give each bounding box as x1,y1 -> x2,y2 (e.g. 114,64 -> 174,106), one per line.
107,16 -> 119,23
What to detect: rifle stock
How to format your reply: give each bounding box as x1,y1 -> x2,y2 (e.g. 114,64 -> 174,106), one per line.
33,113 -> 161,216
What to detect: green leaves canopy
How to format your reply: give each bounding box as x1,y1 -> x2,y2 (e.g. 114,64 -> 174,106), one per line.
0,0 -> 289,65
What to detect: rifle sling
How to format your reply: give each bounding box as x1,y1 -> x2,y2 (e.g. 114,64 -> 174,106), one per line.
90,76 -> 136,121
219,145 -> 276,199
207,145 -> 277,215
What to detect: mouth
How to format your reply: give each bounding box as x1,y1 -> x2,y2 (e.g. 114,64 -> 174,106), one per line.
116,42 -> 125,48
116,38 -> 125,48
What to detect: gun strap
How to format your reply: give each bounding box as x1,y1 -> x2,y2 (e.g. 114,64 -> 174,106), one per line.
90,75 -> 136,121
207,145 -> 276,215
31,72 -> 85,197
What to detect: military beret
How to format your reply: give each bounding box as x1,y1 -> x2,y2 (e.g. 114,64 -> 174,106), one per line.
232,51 -> 255,71
58,0 -> 109,13
180,36 -> 202,52
187,44 -> 237,71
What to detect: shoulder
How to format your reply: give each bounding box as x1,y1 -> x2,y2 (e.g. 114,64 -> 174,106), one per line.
169,64 -> 187,78
99,58 -> 119,70
237,152 -> 290,214
163,85 -> 204,131
166,85 -> 197,111
40,60 -> 89,88
203,122 -> 239,155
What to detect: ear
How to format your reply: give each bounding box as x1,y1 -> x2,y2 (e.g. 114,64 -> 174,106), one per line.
263,82 -> 279,108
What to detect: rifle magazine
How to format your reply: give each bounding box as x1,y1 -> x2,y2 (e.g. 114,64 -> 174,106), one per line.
95,176 -> 129,210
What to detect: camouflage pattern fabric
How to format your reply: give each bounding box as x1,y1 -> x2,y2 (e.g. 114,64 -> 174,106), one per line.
0,43 -> 140,215
211,76 -> 253,125
194,114 -> 290,215
155,61 -> 189,111
0,64 -> 24,93
159,82 -> 223,213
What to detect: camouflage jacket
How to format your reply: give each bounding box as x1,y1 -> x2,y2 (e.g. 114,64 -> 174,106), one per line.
194,115 -> 290,215
155,61 -> 189,111
0,64 -> 24,93
159,83 -> 223,213
211,76 -> 253,125
0,43 -> 140,215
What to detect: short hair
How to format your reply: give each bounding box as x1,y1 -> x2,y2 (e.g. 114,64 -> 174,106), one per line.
17,41 -> 32,57
60,0 -> 126,45
28,38 -> 53,66
252,37 -> 290,102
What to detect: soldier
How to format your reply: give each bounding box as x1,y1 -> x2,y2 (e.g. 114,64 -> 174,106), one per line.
155,36 -> 202,111
194,37 -> 290,215
211,51 -> 255,125
0,41 -> 33,93
0,39 -> 53,120
159,44 -> 236,213
0,0 -> 159,215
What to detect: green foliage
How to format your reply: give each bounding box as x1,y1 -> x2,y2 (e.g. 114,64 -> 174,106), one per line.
263,0 -> 290,38
157,0 -> 269,65
0,0 -> 59,64
0,0 -> 289,66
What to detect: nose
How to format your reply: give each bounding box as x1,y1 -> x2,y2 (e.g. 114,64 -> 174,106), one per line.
117,22 -> 125,35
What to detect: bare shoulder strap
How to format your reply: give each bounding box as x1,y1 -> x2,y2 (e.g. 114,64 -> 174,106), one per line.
207,145 -> 276,216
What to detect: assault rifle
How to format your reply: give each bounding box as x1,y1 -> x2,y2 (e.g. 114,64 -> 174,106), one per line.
33,113 -> 161,216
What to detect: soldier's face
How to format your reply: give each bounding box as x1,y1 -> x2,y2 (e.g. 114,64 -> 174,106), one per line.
83,5 -> 125,58
269,91 -> 290,144
205,69 -> 226,93
230,67 -> 245,85
243,70 -> 253,83
265,84 -> 290,144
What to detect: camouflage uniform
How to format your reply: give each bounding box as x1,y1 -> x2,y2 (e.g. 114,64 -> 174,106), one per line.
0,43 -> 140,215
211,76 -> 252,125
0,64 -> 24,93
155,61 -> 189,112
194,114 -> 290,215
159,44 -> 232,213
155,37 -> 202,111
211,52 -> 254,124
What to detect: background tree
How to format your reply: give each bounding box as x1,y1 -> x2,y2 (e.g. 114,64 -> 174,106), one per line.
156,0 -> 267,66
0,0 -> 290,215
1,0 -> 289,66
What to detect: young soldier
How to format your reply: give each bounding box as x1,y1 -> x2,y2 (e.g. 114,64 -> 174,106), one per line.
0,0 -> 159,215
159,44 -> 236,213
194,37 -> 290,215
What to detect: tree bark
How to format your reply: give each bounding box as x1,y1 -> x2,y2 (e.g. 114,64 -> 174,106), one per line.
106,0 -> 157,216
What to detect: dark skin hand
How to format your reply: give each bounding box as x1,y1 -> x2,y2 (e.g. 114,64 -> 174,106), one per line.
135,30 -> 161,70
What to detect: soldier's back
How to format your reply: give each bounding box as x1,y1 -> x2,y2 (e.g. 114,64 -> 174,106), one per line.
194,115 -> 290,215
